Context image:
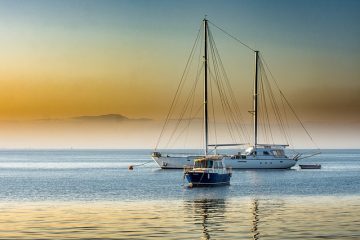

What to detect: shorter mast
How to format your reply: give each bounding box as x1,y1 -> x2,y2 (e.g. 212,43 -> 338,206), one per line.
253,50 -> 259,146
203,18 -> 209,155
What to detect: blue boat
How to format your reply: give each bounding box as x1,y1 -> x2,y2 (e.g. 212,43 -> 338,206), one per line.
184,156 -> 232,187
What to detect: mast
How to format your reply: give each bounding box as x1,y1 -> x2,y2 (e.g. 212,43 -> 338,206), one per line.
253,50 -> 259,146
204,18 -> 209,155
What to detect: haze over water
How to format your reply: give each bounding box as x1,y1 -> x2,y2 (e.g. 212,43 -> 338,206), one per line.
0,149 -> 359,239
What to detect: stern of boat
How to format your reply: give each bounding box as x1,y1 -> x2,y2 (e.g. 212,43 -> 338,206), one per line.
151,151 -> 194,169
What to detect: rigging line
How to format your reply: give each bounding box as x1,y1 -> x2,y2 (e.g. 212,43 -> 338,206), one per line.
165,63 -> 202,149
211,35 -> 251,142
208,36 -> 238,143
274,65 -> 294,148
208,48 -> 237,144
209,67 -> 218,147
165,54 -> 202,148
208,20 -> 256,52
280,93 -> 294,148
183,45 -> 205,148
171,84 -> 200,149
210,68 -> 236,144
173,104 -> 204,149
213,43 -> 251,142
260,54 -> 320,149
155,26 -> 202,150
261,66 -> 280,143
261,63 -> 290,145
260,71 -> 272,144
208,28 -> 249,143
259,71 -> 273,144
180,59 -> 204,148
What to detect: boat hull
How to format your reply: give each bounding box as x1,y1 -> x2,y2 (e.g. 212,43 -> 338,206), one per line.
185,172 -> 231,187
152,156 -> 296,169
299,164 -> 321,169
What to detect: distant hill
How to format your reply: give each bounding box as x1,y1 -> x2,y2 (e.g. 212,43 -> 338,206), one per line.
73,114 -> 129,121
71,114 -> 151,122
0,114 -> 152,123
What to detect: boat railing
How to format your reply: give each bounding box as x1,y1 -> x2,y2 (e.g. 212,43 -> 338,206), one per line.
163,153 -> 204,158
183,165 -> 193,174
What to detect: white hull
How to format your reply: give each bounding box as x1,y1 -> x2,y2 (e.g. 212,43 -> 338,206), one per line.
152,155 -> 296,169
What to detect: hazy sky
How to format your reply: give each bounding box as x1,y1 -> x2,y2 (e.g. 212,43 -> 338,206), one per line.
0,0 -> 359,148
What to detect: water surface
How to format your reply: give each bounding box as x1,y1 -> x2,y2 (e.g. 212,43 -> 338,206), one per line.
0,149 -> 359,239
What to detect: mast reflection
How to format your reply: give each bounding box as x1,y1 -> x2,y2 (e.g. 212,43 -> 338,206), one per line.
185,199 -> 226,240
252,199 -> 260,240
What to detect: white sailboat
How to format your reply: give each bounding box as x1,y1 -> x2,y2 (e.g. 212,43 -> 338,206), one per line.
152,18 -> 317,169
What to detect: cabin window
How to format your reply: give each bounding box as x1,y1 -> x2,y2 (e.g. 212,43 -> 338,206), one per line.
241,155 -> 246,159
195,161 -> 207,168
271,150 -> 285,157
235,155 -> 240,159
263,151 -> 269,155
253,151 -> 257,155
208,161 -> 213,168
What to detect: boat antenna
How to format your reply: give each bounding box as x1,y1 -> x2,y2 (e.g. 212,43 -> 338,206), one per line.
203,17 -> 209,155
254,50 -> 259,146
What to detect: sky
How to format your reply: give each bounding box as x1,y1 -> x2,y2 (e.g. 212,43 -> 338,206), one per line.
0,0 -> 359,149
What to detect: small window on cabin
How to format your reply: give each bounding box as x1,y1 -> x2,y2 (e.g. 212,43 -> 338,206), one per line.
271,150 -> 279,156
263,151 -> 269,155
241,155 -> 246,159
208,161 -> 213,168
272,150 -> 285,157
253,151 -> 257,155
217,162 -> 221,169
236,155 -> 240,159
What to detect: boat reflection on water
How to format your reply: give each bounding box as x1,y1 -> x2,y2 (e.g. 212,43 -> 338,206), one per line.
184,199 -> 226,240
252,199 -> 260,240
184,198 -> 262,240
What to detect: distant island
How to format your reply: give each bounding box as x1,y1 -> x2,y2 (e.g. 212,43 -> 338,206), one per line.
72,114 -> 151,122
33,114 -> 152,122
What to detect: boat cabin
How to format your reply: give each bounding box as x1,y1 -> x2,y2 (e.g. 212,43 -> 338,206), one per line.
192,156 -> 227,171
194,158 -> 223,169
245,146 -> 285,156
231,145 -> 288,159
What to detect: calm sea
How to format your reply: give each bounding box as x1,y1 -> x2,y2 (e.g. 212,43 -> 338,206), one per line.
0,149 -> 359,239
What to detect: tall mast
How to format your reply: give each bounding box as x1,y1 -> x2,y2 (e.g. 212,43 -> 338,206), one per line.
204,18 -> 209,155
253,50 -> 259,146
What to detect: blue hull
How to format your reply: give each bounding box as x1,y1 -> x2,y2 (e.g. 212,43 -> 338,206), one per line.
185,172 -> 231,187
